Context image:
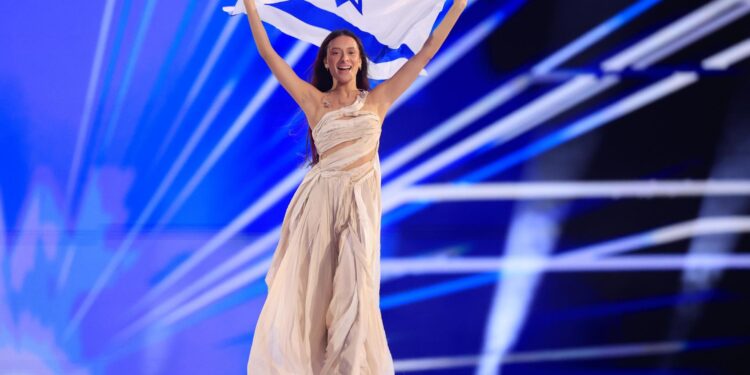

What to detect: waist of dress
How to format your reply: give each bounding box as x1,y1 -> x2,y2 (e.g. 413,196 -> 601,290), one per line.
310,157 -> 378,183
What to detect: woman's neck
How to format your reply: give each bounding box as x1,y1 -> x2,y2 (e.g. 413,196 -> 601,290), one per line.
329,81 -> 360,95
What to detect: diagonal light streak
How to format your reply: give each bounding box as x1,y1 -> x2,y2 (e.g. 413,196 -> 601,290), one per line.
477,127 -> 595,375
482,74 -> 614,143
532,0 -> 661,74
383,0 -> 657,178
0,189 -> 5,253
390,0 -> 526,112
380,272 -> 498,309
116,227 -> 280,342
144,0 -> 245,138
379,269 -> 721,312
128,194 -> 750,341
559,216 -> 750,260
374,216 -> 750,310
134,167 -> 306,310
118,208 -> 750,343
130,0 -> 199,132
133,77 -> 239,234
380,254 -> 750,275
667,87 -> 750,352
56,244 -> 76,293
125,41 -> 307,312
477,205 -> 560,375
182,0 -> 225,71
395,341 -> 691,371
386,0 -> 740,221
61,79 -> 237,340
633,1 -> 750,69
154,41 -> 310,228
389,180 -> 750,205
479,49 -> 711,373
382,75 -> 532,176
147,79 -> 243,223
99,0 -> 161,149
153,16 -> 243,162
381,74 -> 616,205
160,256 -> 274,325
602,0 -> 745,71
460,72 -> 698,183
703,37 -> 750,69
65,0 -> 117,211
63,39 -> 308,342
0,190 -> 6,299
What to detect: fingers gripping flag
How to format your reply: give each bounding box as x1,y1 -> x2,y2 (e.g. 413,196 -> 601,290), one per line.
223,0 -> 448,80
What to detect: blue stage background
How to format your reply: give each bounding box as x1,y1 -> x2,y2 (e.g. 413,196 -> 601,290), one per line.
1,0 -> 749,374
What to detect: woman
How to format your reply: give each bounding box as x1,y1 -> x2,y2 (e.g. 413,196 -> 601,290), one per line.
242,0 -> 466,373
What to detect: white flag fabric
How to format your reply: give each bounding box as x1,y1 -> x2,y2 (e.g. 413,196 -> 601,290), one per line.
223,0 -> 448,80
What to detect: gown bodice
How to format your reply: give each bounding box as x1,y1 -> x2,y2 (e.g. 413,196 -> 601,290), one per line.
312,90 -> 381,172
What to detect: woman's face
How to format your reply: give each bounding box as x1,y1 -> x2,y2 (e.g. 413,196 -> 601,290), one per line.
325,35 -> 361,86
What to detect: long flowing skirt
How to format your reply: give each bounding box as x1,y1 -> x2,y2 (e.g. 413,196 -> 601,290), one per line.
247,159 -> 394,374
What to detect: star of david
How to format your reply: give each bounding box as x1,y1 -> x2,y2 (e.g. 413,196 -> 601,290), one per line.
335,0 -> 363,14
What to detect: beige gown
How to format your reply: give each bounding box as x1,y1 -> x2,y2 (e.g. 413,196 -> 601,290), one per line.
247,90 -> 394,374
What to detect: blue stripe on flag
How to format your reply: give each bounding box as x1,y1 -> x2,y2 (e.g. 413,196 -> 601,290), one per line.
336,0 -> 363,15
268,0 -> 417,63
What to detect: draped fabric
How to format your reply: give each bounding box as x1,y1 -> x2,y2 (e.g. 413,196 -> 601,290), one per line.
247,90 -> 394,374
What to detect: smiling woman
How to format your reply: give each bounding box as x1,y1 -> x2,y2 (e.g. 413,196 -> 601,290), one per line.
307,29 -> 372,166
239,0 -> 466,373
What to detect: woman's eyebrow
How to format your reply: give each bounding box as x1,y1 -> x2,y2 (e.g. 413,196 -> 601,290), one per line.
329,47 -> 357,52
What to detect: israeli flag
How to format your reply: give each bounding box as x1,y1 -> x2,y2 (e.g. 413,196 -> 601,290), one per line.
223,0 -> 448,80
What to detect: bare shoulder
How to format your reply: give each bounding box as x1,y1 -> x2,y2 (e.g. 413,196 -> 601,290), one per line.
304,90 -> 331,130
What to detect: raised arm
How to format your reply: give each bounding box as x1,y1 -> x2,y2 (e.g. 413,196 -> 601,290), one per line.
242,0 -> 319,112
370,0 -> 467,115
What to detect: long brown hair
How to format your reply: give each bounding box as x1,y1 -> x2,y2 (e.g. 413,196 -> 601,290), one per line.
305,30 -> 371,166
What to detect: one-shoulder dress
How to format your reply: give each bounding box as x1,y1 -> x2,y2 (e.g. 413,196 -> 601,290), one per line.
247,90 -> 394,374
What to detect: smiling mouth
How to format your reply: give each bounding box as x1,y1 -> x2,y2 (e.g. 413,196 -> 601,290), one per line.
337,66 -> 352,71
